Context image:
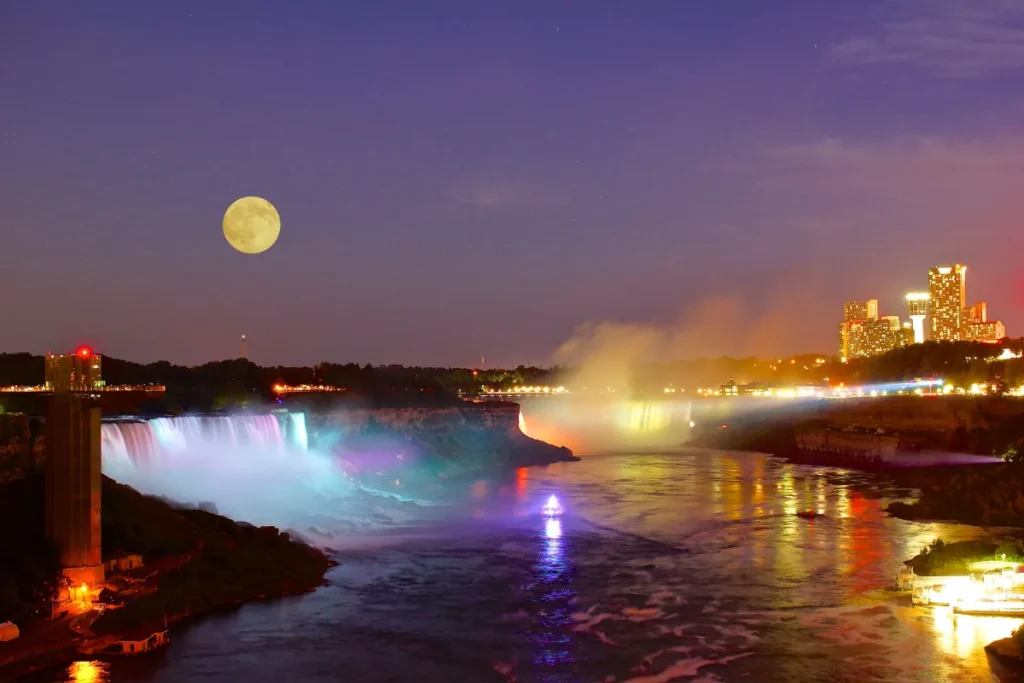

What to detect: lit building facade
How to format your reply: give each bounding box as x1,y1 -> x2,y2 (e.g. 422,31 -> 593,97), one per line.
964,320 -> 1006,343
928,265 -> 967,341
839,299 -> 893,359
965,301 -> 988,323
46,348 -> 103,392
906,292 -> 929,344
844,300 -> 878,323
843,316 -> 911,358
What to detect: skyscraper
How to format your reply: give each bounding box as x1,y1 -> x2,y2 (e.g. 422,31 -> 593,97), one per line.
844,300 -> 878,323
906,292 -> 929,345
965,301 -> 987,323
842,316 -> 910,358
928,265 -> 967,341
839,299 -> 881,358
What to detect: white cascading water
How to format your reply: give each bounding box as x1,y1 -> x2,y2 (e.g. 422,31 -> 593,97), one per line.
100,412 -> 410,541
517,397 -> 694,455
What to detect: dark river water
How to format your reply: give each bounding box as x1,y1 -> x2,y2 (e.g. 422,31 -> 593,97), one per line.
45,450 -> 1022,682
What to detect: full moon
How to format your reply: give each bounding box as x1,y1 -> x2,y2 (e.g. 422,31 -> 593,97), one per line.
223,196 -> 281,254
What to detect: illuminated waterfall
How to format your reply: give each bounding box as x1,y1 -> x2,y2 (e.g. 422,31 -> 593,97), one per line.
516,397 -> 694,454
287,412 -> 308,451
97,412 -> 420,538
101,414 -> 292,466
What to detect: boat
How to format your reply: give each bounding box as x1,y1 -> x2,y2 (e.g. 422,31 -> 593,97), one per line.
542,495 -> 564,518
796,510 -> 821,519
954,600 -> 1024,617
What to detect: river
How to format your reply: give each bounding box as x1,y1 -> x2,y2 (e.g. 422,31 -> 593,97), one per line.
47,449 -> 1022,682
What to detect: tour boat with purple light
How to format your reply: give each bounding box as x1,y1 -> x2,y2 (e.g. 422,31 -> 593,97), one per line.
542,495 -> 564,518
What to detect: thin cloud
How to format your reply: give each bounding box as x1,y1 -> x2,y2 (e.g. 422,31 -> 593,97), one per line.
771,136 -> 1024,196
448,180 -> 566,209
830,0 -> 1024,76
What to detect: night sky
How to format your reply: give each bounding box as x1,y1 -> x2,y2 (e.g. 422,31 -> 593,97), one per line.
3,1 -> 1023,367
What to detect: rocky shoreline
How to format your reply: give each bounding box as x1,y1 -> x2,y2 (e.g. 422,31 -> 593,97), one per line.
0,474 -> 334,681
688,422 -> 1014,527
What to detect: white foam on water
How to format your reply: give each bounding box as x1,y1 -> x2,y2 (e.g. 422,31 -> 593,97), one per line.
624,657 -> 715,683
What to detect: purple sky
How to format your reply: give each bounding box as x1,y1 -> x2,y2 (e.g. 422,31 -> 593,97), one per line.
3,1 -> 1023,367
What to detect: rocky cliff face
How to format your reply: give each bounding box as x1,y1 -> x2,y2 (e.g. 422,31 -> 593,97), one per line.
0,414 -> 44,482
309,400 -> 576,480
320,400 -> 522,435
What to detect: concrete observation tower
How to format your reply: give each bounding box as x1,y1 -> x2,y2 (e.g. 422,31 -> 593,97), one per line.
44,347 -> 105,601
906,292 -> 930,344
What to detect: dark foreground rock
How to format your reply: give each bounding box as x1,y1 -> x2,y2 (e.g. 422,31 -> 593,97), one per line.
0,472 -> 332,680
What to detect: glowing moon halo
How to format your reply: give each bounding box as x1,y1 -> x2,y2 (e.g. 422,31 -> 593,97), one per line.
223,196 -> 281,254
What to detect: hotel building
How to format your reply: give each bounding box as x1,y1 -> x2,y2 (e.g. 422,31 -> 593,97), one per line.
928,265 -> 967,341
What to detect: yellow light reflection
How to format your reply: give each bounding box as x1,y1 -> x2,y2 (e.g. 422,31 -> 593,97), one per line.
68,660 -> 109,683
931,607 -> 1022,660
836,485 -> 851,519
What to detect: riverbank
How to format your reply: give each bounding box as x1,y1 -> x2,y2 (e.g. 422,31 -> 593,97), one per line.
885,462 -> 1024,527
0,472 -> 333,680
688,415 -> 1021,528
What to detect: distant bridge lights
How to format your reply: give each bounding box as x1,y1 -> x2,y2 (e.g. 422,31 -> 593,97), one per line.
0,384 -> 164,393
272,384 -> 345,394
484,386 -> 567,396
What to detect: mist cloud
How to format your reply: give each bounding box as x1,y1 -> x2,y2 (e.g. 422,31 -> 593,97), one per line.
552,287 -> 829,393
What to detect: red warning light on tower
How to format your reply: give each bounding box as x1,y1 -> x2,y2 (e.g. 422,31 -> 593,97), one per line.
76,346 -> 92,359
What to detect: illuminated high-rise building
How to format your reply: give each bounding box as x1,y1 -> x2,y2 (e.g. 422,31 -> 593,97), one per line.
905,292 -> 929,344
45,347 -> 103,392
928,265 -> 967,341
839,299 -> 881,359
844,300 -> 878,323
964,301 -> 987,323
900,321 -> 915,347
842,315 -> 910,358
964,320 -> 1006,343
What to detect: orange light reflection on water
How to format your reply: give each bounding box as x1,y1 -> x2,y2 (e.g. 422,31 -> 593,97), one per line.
470,480 -> 488,499
515,467 -> 528,500
931,606 -> 1022,660
67,660 -> 108,683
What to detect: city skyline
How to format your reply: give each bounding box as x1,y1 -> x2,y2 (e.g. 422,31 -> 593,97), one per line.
839,262 -> 1009,359
4,1 -> 1024,366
